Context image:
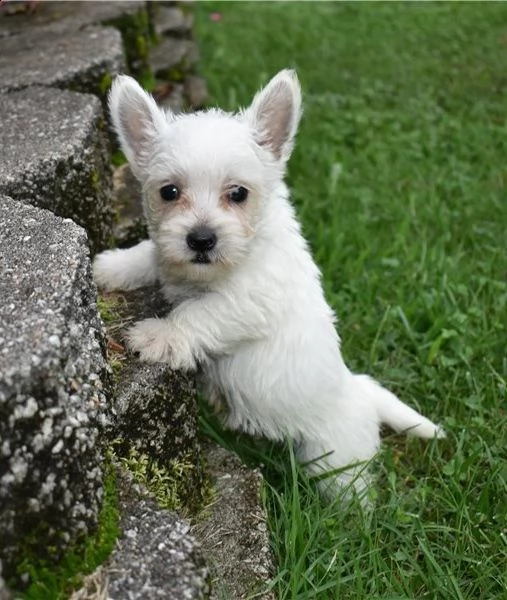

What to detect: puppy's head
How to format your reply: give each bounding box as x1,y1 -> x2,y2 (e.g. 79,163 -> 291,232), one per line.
109,70 -> 302,282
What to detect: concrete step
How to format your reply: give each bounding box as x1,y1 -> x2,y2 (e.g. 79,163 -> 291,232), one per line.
70,467 -> 210,600
195,442 -> 275,600
0,86 -> 113,253
153,5 -> 194,38
0,1 -> 146,38
105,286 -> 206,513
0,25 -> 125,98
150,36 -> 199,79
0,196 -> 109,583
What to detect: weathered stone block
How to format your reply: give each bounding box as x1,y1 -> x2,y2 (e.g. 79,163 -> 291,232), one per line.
106,469 -> 210,599
0,560 -> 11,600
153,5 -> 194,38
194,442 -> 274,599
0,1 -> 150,79
156,81 -> 186,113
101,287 -> 205,512
114,362 -> 204,511
0,197 -> 109,582
0,26 -> 125,98
111,164 -> 147,248
184,75 -> 208,109
150,37 -> 199,80
0,1 -> 146,38
0,86 -> 113,253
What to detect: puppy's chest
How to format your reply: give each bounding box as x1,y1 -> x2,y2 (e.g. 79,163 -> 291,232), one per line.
203,348 -> 269,406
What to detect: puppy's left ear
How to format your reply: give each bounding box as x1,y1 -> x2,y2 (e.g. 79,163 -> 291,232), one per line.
245,69 -> 302,162
109,75 -> 168,181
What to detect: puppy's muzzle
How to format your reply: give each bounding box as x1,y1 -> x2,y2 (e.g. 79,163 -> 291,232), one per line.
186,226 -> 217,253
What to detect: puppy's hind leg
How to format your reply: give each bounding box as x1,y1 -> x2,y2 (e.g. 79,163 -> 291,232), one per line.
296,409 -> 381,504
93,240 -> 158,292
297,438 -> 376,504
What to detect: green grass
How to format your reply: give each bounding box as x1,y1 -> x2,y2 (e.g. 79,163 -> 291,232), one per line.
194,2 -> 507,599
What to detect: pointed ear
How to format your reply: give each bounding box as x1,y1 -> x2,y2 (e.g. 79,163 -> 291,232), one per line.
108,75 -> 169,181
245,69 -> 302,162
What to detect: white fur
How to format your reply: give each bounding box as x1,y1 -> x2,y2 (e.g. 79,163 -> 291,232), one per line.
94,70 -> 445,501
93,240 -> 158,291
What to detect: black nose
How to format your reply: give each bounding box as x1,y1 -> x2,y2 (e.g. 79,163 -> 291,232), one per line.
186,227 -> 217,252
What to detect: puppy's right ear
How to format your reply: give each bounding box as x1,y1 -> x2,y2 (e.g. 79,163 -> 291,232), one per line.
109,75 -> 167,181
244,69 -> 302,163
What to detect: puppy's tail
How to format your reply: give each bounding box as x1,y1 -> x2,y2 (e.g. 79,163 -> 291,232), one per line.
356,374 -> 445,439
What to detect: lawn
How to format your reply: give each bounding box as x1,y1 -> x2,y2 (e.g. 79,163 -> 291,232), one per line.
194,3 -> 507,599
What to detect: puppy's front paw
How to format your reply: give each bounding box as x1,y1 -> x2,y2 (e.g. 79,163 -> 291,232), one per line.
126,318 -> 197,371
93,250 -> 124,292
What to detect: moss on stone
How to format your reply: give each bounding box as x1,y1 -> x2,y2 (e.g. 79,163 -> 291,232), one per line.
104,8 -> 152,78
116,219 -> 149,249
163,65 -> 187,83
116,443 -> 213,517
98,293 -> 210,517
97,294 -> 124,323
66,65 -> 119,105
98,72 -> 113,96
10,462 -> 119,599
137,69 -> 157,92
111,149 -> 127,167
110,357 -> 125,381
89,169 -> 101,194
135,34 -> 148,60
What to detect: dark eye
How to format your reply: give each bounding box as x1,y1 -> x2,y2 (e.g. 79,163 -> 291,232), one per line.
160,184 -> 180,202
228,186 -> 249,203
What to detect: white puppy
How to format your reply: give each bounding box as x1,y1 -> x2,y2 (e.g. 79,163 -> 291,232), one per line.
94,70 -> 444,499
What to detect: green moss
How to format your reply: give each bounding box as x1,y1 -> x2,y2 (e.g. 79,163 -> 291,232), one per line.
98,72 -> 113,95
157,65 -> 187,83
136,34 -> 148,60
180,2 -> 194,17
117,445 -> 208,515
137,69 -> 157,92
145,1 -> 160,44
105,9 -> 152,77
89,170 -> 100,193
110,358 -> 124,380
97,294 -> 124,323
12,463 -> 119,600
111,149 -> 127,167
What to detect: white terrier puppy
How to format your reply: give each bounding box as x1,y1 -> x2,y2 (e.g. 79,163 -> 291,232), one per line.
94,70 -> 444,499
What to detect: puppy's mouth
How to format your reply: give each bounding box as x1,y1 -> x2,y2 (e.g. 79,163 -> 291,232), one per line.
191,253 -> 212,265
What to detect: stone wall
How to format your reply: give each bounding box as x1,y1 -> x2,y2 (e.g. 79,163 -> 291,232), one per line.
0,197 -> 109,579
0,0 -> 206,594
0,3 -> 273,598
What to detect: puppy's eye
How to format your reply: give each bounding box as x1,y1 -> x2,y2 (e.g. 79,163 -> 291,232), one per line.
160,184 -> 180,202
228,186 -> 249,203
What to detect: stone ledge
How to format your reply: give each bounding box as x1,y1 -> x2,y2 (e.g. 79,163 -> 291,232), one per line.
154,5 -> 194,38
0,1 -> 150,82
101,286 -> 205,512
107,469 -> 210,599
0,1 -> 146,37
0,26 -> 125,98
0,2 -> 249,596
0,86 -> 113,253
111,163 -> 147,248
0,561 -> 10,600
0,196 -> 109,582
72,467 -> 210,600
194,442 -> 275,600
150,36 -> 199,79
